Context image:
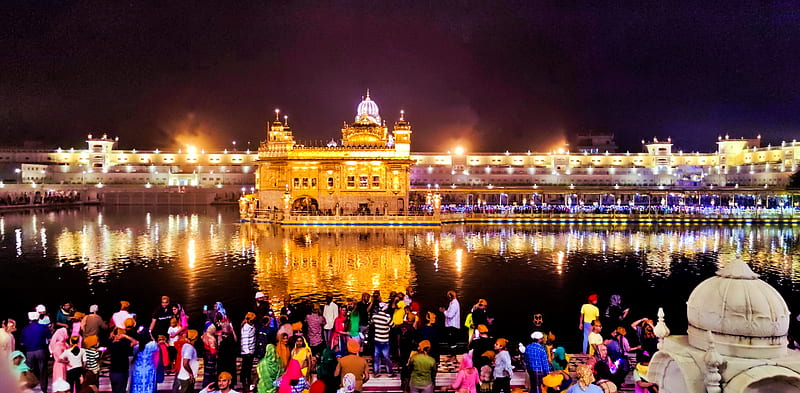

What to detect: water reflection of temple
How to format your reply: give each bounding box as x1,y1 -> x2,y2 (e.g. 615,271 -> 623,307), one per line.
240,223 -> 416,302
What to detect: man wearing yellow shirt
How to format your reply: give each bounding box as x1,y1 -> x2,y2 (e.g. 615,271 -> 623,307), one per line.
578,294 -> 600,354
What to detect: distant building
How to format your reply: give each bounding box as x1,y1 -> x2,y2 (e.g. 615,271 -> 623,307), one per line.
572,129 -> 618,154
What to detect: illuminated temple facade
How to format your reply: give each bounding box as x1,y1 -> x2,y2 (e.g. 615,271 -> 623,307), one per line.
254,92 -> 414,214
2,92 -> 800,204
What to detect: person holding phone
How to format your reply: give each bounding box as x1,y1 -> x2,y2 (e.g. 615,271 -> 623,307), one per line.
200,371 -> 239,393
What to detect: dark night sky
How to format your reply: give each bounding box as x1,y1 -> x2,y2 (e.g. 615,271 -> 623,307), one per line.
2,1 -> 800,153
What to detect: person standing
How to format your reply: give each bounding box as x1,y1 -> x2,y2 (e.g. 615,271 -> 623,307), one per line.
451,352 -> 479,393
0,318 -> 17,357
241,312 -> 257,392
49,327 -> 70,389
54,302 -> 74,330
111,301 -> 133,330
256,344 -> 281,393
60,336 -> 87,393
81,305 -> 107,346
370,305 -> 394,377
524,332 -> 550,393
176,330 -> 200,393
322,296 -> 338,347
151,296 -> 174,339
439,290 -> 461,356
491,339 -> 513,393
334,339 -> 369,393
305,305 -> 326,356
407,340 -> 437,393
254,292 -> 271,324
578,294 -> 600,354
21,312 -> 51,393
109,328 -> 138,393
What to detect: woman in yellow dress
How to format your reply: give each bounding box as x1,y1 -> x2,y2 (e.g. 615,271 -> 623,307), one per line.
290,332 -> 313,381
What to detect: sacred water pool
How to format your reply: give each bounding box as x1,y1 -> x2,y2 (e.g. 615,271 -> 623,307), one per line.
1,205 -> 798,350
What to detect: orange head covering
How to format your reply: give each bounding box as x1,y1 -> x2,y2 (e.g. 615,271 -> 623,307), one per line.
426,311 -> 436,325
245,312 -> 256,321
495,338 -> 508,348
291,322 -> 303,332
83,335 -> 98,348
346,338 -> 360,354
120,301 -> 130,310
218,372 -> 233,381
418,340 -> 431,352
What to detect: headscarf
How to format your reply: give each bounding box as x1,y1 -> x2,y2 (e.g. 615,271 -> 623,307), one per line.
257,344 -> 281,393
340,373 -> 356,393
609,294 -> 621,307
576,364 -> 595,388
49,327 -> 69,356
10,351 -> 28,378
278,359 -> 303,393
276,335 -> 290,368
551,346 -> 567,371
459,352 -> 474,371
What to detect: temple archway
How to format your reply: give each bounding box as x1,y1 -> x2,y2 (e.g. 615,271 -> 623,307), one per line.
292,196 -> 318,213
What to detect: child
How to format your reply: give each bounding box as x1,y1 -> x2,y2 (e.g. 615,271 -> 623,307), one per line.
83,335 -> 102,376
60,336 -> 86,393
452,353 -> 480,393
479,350 -> 495,393
166,317 -> 181,371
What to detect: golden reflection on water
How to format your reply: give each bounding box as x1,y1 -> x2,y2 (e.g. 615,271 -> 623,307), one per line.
240,223 -> 415,302
11,209 -> 796,302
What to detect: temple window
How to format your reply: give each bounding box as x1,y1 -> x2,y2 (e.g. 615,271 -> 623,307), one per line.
347,176 -> 355,188
372,175 -> 380,187
359,175 -> 368,188
327,177 -> 334,188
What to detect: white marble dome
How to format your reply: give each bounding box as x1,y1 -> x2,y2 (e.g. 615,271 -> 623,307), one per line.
686,259 -> 790,358
356,91 -> 381,124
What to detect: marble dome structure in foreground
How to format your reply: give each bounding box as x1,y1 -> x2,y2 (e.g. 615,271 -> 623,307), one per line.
647,259 -> 800,393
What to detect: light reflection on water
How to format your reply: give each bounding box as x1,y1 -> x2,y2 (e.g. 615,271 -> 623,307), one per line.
0,206 -> 799,349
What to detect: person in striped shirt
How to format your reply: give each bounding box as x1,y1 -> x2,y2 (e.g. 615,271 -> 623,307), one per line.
370,305 -> 395,377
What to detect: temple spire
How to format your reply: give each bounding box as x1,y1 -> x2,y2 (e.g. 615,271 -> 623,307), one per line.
275,108 -> 280,122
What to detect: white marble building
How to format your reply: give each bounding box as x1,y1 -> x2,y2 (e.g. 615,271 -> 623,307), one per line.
647,260 -> 800,392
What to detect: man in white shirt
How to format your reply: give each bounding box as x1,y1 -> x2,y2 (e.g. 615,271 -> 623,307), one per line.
240,312 -> 256,391
111,301 -> 133,329
177,329 -> 200,393
439,290 -> 461,355
322,295 -> 338,346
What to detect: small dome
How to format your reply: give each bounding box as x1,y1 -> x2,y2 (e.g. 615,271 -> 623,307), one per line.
686,259 -> 790,358
355,90 -> 381,124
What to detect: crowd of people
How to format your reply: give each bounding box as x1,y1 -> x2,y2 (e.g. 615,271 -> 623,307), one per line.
0,290 -> 665,393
